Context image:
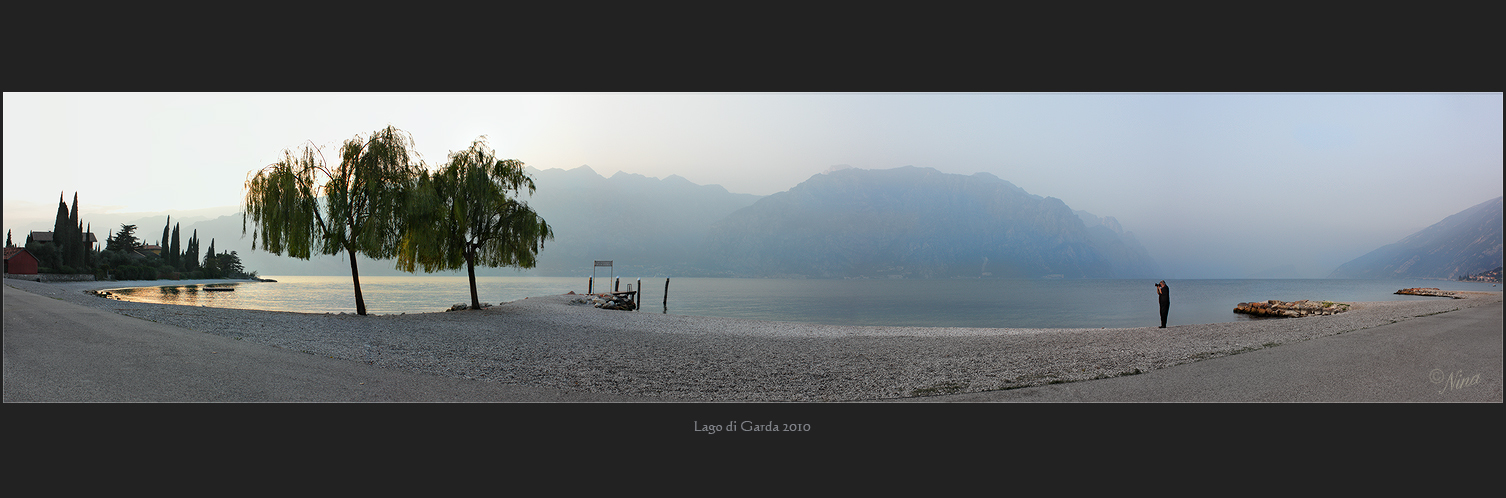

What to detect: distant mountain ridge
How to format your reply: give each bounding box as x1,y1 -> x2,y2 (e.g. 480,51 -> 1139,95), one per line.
96,166 -> 1162,280
521,165 -> 762,275
1328,196 -> 1503,279
699,166 -> 1160,279
214,165 -> 764,277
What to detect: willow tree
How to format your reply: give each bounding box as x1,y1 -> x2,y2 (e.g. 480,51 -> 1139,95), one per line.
244,126 -> 423,315
397,138 -> 553,310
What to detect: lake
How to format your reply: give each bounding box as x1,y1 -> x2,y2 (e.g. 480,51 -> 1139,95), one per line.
100,275 -> 1502,329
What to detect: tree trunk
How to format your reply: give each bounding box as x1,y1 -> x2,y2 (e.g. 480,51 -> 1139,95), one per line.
348,248 -> 367,315
465,247 -> 480,310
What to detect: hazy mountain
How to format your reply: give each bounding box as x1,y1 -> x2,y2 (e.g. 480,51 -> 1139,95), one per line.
1074,209 -> 1162,279
5,200 -> 240,250
172,166 -> 764,278
1246,264 -> 1304,279
170,212 -> 375,277
699,166 -> 1160,279
1328,196 -> 1503,279
522,165 -> 762,276
109,211 -> 238,249
55,166 -> 1168,281
1,201 -> 360,277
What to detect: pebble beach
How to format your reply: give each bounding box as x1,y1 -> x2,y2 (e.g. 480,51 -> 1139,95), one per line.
6,277 -> 1501,402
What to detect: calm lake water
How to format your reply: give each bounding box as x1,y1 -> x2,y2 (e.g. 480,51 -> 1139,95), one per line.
102,275 -> 1502,329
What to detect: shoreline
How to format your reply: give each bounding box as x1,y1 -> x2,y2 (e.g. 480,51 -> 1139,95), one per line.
5,277 -> 1501,401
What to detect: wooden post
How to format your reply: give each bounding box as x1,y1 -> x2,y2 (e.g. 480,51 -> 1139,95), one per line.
636,278 -> 641,310
592,261 -> 612,296
588,277 -> 593,294
663,278 -> 669,307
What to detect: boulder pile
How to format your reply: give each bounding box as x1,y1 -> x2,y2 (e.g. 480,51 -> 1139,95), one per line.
445,302 -> 493,312
1395,287 -> 1461,298
567,293 -> 637,311
596,294 -> 637,311
1234,299 -> 1350,318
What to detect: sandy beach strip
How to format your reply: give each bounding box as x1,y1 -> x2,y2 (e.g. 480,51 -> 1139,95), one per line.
6,277 -> 1500,401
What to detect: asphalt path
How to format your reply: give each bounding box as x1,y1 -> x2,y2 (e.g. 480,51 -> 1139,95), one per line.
897,297 -> 1502,402
4,283 -> 1500,402
2,284 -> 649,402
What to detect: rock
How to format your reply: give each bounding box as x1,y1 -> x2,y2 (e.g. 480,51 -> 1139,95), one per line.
592,294 -> 637,311
1234,299 -> 1350,318
1395,288 -> 1462,298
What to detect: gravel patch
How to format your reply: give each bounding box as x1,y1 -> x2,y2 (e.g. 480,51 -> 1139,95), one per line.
7,277 -> 1500,402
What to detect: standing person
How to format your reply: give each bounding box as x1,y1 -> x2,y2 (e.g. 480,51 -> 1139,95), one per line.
1156,280 -> 1171,328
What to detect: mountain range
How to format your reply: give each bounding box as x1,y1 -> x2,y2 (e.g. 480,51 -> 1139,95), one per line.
37,169 -> 1497,282
26,166 -> 1170,279
1328,196 -> 1503,279
521,165 -> 761,276
136,166 -> 1158,279
108,166 -> 764,278
698,166 -> 1161,279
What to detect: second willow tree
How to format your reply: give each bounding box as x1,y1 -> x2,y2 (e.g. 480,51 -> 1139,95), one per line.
397,138 -> 553,310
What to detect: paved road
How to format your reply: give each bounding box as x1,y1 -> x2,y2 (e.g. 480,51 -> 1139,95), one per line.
896,298 -> 1503,402
3,284 -> 649,402
5,283 -> 1500,402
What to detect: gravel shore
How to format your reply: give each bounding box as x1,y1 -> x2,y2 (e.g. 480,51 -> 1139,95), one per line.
6,277 -> 1500,402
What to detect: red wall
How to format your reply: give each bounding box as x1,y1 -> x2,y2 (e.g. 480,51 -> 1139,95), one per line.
5,250 -> 40,274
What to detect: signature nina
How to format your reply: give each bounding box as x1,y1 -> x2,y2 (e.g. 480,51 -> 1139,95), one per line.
1430,369 -> 1482,394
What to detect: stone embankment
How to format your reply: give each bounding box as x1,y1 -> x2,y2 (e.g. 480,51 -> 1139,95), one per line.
5,273 -> 97,283
1234,299 -> 1351,318
1395,287 -> 1462,299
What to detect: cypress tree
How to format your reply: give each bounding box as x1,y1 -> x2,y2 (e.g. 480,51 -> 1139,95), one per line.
84,222 -> 94,269
69,193 -> 82,267
77,220 -> 86,268
52,192 -> 70,269
186,230 -> 199,272
161,216 -> 171,263
203,238 -> 218,277
170,223 -> 181,270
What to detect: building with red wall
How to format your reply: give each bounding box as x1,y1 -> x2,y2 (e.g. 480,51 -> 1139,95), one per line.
5,247 -> 40,275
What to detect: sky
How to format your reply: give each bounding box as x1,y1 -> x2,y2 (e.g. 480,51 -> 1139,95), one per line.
4,92 -> 1502,278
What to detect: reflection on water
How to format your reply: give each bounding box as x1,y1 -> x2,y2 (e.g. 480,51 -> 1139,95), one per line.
99,276 -> 1502,328
102,276 -> 588,316
115,283 -> 246,309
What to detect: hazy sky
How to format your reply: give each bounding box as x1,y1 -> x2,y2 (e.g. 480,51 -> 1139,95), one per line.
5,93 -> 1501,278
